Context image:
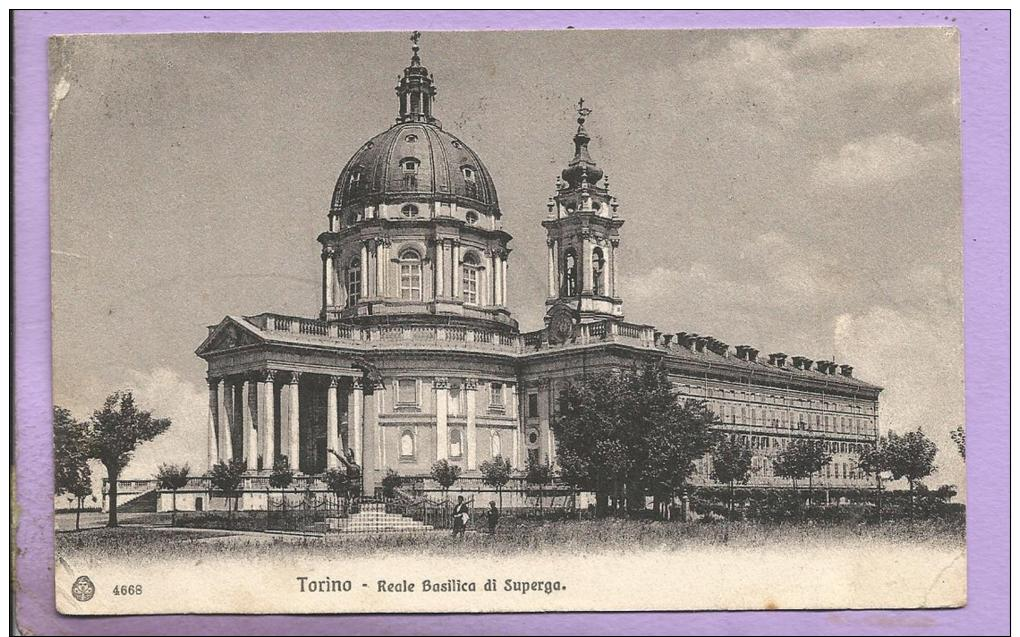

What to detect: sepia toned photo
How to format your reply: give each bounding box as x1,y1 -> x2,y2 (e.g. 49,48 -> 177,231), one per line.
50,28 -> 966,615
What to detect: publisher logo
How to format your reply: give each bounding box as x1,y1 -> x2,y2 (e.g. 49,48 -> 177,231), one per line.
71,576 -> 95,602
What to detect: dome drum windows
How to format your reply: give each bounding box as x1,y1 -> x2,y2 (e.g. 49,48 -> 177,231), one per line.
346,257 -> 362,306
398,249 -> 423,301
400,204 -> 420,218
461,251 -> 481,305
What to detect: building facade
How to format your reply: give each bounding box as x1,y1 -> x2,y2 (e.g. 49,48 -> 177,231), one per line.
194,38 -> 882,502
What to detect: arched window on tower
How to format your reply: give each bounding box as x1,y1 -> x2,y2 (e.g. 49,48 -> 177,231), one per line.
562,249 -> 578,297
592,247 -> 606,296
347,257 -> 361,306
399,249 -> 423,301
462,252 -> 480,305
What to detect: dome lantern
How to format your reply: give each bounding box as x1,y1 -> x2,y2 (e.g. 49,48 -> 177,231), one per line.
396,31 -> 438,125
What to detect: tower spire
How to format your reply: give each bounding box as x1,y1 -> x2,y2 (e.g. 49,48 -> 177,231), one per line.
561,97 -> 603,189
396,31 -> 438,124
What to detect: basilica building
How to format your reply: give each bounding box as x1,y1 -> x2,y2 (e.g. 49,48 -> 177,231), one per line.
195,38 -> 882,501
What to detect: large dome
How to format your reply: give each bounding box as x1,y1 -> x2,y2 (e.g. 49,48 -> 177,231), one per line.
330,122 -> 500,217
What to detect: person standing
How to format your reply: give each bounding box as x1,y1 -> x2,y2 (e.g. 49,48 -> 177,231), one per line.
452,496 -> 469,537
485,500 -> 499,535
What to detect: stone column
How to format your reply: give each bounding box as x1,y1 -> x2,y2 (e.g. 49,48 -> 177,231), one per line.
547,239 -> 557,297
375,240 -> 384,297
349,378 -> 364,466
324,251 -> 335,308
465,378 -> 478,470
434,377 -> 449,462
494,252 -> 503,306
610,238 -> 620,297
501,254 -> 508,307
258,370 -> 276,470
242,377 -> 258,471
360,241 -> 369,298
452,241 -> 461,298
582,229 -> 593,293
379,238 -> 390,298
218,379 -> 233,462
207,377 -> 219,469
326,376 -> 340,469
365,382 -> 381,474
435,239 -> 445,298
287,372 -> 301,471
537,384 -> 550,465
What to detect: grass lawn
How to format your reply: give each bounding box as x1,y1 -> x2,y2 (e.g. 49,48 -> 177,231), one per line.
56,515 -> 965,563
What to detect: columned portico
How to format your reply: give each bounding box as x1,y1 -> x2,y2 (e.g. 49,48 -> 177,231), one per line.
217,378 -> 232,462
257,370 -> 275,470
207,377 -> 219,468
242,376 -> 258,471
326,376 -> 340,468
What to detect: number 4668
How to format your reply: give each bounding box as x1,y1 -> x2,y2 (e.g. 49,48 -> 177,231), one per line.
112,584 -> 142,596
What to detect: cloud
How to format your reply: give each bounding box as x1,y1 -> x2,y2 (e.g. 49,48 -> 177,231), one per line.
814,134 -> 935,188
119,367 -> 208,480
834,306 -> 965,494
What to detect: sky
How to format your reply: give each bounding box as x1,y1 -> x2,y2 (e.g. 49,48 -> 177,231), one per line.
49,29 -> 964,492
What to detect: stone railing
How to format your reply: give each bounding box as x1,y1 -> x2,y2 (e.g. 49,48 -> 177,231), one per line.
244,314 -> 657,354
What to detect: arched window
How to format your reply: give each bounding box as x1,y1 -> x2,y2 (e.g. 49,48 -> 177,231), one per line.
450,429 -> 463,458
562,249 -> 578,296
347,257 -> 361,306
462,252 -> 479,304
399,249 -> 422,300
400,430 -> 415,458
592,247 -> 606,295
491,431 -> 501,458
401,204 -> 419,218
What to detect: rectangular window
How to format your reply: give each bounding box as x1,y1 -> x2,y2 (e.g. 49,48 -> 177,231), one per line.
463,266 -> 478,304
528,393 -> 539,418
397,379 -> 418,406
448,384 -> 462,416
400,263 -> 422,300
490,383 -> 504,409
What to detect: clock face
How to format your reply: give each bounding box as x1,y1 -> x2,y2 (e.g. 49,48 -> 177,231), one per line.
549,310 -> 574,344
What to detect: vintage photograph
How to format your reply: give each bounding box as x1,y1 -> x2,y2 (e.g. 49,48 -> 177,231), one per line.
50,28 -> 965,614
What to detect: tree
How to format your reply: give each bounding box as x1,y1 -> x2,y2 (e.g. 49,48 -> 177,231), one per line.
884,428 -> 938,509
154,463 -> 190,527
642,395 -> 720,517
209,459 -> 246,527
526,460 -> 554,518
430,459 -> 462,505
86,391 -> 172,527
710,436 -> 753,516
54,406 -> 93,532
323,468 -> 351,509
554,364 -> 689,516
480,456 -> 512,511
856,441 -> 889,521
268,455 -> 295,514
381,469 -> 403,499
950,426 -> 965,459
774,438 -> 831,508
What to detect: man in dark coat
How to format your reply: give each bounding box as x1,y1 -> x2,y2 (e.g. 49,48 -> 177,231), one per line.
452,496 -> 469,537
484,500 -> 499,535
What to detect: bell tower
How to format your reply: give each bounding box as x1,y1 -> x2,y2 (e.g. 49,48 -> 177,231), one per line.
543,100 -> 624,324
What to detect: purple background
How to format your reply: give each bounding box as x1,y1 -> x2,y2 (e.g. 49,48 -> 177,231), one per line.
14,10 -> 1008,635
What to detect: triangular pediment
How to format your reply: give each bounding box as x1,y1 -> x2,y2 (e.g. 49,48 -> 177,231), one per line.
195,316 -> 265,357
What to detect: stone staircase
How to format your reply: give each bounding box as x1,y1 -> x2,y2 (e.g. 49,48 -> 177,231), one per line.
320,502 -> 435,534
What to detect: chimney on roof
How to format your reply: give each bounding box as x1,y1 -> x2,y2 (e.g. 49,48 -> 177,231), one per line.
715,341 -> 729,356
840,364 -> 854,378
662,334 -> 673,347
771,353 -> 787,367
735,345 -> 751,360
828,363 -> 837,375
654,330 -> 662,346
748,348 -> 759,363
694,336 -> 708,353
816,360 -> 829,373
677,332 -> 693,349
